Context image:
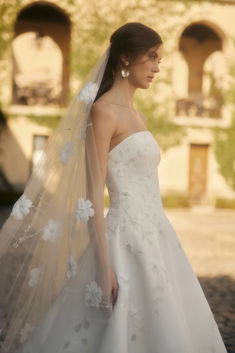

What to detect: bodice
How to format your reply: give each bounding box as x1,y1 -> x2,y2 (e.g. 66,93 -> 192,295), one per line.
105,130 -> 163,211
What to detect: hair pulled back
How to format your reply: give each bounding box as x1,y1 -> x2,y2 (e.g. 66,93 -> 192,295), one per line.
94,22 -> 162,102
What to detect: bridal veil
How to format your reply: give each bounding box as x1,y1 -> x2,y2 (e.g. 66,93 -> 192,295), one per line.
0,44 -> 113,352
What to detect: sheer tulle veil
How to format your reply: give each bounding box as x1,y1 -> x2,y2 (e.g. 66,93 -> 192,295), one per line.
0,44 -> 113,352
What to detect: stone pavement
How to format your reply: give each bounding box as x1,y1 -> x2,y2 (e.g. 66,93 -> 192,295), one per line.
1,207 -> 235,351
166,209 -> 235,353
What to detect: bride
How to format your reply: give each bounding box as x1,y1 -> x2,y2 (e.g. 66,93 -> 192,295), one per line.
0,22 -> 228,353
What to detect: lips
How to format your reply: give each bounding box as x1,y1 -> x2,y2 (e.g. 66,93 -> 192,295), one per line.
147,76 -> 154,81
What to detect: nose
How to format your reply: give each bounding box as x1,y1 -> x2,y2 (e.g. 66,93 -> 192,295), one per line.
152,63 -> 160,74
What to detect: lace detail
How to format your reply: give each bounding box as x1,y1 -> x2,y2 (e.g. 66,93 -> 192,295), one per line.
84,280 -> 103,308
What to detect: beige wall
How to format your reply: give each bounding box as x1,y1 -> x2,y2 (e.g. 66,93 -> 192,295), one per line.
1,0 -> 235,206
1,116 -> 51,187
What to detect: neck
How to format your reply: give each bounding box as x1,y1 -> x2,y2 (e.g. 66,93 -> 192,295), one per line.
107,73 -> 137,109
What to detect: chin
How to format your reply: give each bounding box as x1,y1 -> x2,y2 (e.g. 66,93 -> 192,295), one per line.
141,82 -> 150,89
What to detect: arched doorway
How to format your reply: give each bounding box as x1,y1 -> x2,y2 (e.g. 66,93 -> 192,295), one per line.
13,2 -> 71,106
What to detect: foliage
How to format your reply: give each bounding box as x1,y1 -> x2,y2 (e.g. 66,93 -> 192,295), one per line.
212,45 -> 235,192
162,192 -> 190,208
5,113 -> 62,130
215,197 -> 235,209
0,0 -> 22,60
25,114 -> 62,130
213,114 -> 235,192
135,98 -> 187,152
0,0 -> 22,103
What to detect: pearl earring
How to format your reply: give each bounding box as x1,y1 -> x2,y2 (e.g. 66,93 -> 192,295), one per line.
121,61 -> 130,78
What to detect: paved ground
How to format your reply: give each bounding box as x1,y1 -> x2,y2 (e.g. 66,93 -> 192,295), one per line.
166,209 -> 235,353
1,207 -> 235,351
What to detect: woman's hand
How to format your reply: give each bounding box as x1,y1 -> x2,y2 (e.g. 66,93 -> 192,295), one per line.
95,266 -> 119,313
109,266 -> 119,307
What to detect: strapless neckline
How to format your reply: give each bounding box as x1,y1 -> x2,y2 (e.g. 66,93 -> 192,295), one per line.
109,130 -> 150,156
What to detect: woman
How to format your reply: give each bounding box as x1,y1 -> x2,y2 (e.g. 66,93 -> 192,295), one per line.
0,22 -> 227,353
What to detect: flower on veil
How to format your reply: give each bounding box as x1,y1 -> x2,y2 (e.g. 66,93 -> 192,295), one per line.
28,267 -> 42,287
66,255 -> 77,279
42,219 -> 61,242
59,141 -> 74,164
85,280 -> 102,307
19,323 -> 34,344
11,194 -> 32,220
77,81 -> 99,104
75,198 -> 94,223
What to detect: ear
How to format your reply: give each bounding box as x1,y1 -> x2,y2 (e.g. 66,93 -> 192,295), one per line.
120,54 -> 130,64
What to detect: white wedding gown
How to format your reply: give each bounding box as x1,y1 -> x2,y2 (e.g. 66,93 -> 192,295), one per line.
15,130 -> 228,353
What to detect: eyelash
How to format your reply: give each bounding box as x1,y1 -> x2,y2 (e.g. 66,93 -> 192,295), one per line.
150,55 -> 161,63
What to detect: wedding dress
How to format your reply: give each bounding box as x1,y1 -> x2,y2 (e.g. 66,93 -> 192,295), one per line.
14,129 -> 228,353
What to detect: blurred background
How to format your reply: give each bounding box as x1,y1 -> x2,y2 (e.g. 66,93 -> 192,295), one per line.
0,0 -> 234,351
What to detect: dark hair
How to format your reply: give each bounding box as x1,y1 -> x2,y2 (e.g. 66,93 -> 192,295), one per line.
94,22 -> 163,102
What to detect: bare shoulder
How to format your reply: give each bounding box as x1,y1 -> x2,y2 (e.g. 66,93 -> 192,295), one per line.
90,100 -> 117,132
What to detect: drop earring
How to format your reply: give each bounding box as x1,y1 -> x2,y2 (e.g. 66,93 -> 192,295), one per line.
121,61 -> 130,78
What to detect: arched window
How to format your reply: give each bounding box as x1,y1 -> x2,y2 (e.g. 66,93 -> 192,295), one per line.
13,2 -> 71,106
176,22 -> 225,118
12,32 -> 62,106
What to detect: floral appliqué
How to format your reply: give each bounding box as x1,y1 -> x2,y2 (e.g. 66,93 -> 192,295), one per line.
11,194 -> 32,220
74,317 -> 91,346
129,302 -> 144,342
76,198 -> 94,223
77,82 -> 99,104
85,280 -> 102,307
66,255 -> 77,279
28,267 -> 42,287
42,219 -> 61,242
59,141 -> 74,164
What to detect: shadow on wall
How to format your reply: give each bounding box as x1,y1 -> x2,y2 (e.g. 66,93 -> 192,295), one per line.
0,111 -> 28,204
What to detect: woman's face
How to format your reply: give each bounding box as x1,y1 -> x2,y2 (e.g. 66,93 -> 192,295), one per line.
127,44 -> 163,89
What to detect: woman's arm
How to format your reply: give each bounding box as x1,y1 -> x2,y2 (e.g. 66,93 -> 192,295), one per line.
87,102 -> 119,307
90,103 -> 117,184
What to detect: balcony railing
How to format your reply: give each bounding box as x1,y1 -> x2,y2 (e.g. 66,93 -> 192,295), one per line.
176,93 -> 223,118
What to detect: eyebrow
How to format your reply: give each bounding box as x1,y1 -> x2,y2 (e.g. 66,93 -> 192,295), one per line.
150,51 -> 162,61
150,50 -> 161,57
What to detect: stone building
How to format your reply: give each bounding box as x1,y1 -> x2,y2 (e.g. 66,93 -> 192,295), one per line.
0,0 -> 235,208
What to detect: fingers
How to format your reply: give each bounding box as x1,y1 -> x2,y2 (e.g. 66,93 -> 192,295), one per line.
112,280 -> 119,307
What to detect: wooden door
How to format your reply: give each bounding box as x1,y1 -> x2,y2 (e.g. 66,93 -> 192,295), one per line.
188,144 -> 208,204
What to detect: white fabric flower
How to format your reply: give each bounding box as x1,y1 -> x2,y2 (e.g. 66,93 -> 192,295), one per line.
66,255 -> 77,279
28,267 -> 42,287
59,141 -> 74,164
77,82 -> 99,104
11,194 -> 32,220
43,219 -> 61,242
76,198 -> 94,223
85,280 -> 102,307
20,323 -> 34,344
